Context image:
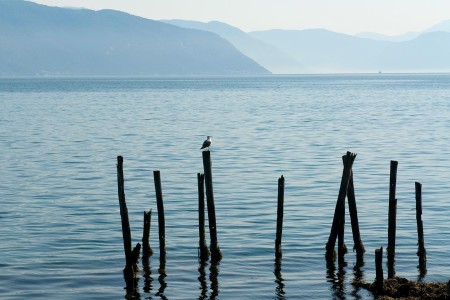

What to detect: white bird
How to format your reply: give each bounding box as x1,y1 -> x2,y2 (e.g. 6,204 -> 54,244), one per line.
201,136 -> 212,150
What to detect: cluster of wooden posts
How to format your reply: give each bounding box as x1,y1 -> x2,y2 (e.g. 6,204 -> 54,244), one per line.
324,152 -> 427,293
116,151 -> 225,295
116,150 -> 427,296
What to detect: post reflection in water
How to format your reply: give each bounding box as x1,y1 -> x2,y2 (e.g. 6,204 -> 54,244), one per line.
197,261 -> 220,299
209,262 -> 220,300
198,262 -> 208,300
123,267 -> 139,299
326,258 -> 347,299
274,257 -> 286,300
142,256 -> 154,296
351,257 -> 365,300
156,261 -> 168,300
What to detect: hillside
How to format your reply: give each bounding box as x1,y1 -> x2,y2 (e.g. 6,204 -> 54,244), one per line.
0,0 -> 269,76
162,20 -> 307,74
250,28 -> 450,73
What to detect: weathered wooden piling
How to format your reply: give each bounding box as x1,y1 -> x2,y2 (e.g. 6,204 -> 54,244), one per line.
347,170 -> 365,260
202,150 -> 222,262
116,156 -> 140,292
415,182 -> 426,268
275,175 -> 285,259
142,210 -> 154,258
326,151 -> 357,261
197,173 -> 210,262
375,247 -> 384,291
153,170 -> 166,265
387,160 -> 398,279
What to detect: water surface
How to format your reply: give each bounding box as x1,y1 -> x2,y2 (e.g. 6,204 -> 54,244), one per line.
1,74 -> 450,299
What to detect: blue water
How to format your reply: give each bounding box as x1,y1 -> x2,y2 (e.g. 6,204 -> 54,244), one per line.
1,74 -> 450,299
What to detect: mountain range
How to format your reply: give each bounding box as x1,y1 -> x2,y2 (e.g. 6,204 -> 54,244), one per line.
0,0 -> 268,76
2,0 -> 450,76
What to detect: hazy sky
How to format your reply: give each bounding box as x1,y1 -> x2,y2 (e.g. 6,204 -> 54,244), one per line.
30,0 -> 450,35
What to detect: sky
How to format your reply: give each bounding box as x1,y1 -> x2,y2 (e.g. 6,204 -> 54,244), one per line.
30,0 -> 450,36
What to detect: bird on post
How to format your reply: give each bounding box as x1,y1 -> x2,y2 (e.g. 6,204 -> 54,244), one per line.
201,136 -> 212,150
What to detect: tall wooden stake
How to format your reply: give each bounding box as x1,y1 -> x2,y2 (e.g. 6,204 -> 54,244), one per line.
375,247 -> 384,291
117,156 -> 138,293
415,182 -> 427,268
275,175 -> 285,259
142,210 -> 154,258
326,151 -> 356,261
387,160 -> 398,278
202,150 -> 222,262
347,170 -> 365,260
153,170 -> 166,265
197,173 -> 210,262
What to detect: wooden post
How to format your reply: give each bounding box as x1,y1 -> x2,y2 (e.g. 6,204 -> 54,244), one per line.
153,170 -> 166,265
375,247 -> 384,291
387,160 -> 398,279
142,210 -> 154,258
197,173 -> 210,262
117,156 -> 141,293
202,150 -> 222,262
415,182 -> 427,268
326,151 -> 356,261
275,175 -> 285,259
347,170 -> 365,259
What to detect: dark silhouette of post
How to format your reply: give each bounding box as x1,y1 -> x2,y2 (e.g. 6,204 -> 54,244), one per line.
375,247 -> 384,291
197,173 -> 210,262
153,170 -> 166,265
142,210 -> 154,258
117,156 -> 139,293
275,175 -> 285,259
326,151 -> 356,261
387,160 -> 398,278
202,150 -> 222,262
415,182 -> 426,269
347,170 -> 365,260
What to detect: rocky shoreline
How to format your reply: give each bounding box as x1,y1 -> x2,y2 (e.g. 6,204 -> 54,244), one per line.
357,277 -> 449,299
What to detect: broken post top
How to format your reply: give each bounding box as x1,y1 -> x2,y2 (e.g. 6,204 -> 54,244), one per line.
342,151 -> 357,162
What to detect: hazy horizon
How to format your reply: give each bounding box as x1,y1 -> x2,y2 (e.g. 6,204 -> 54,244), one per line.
29,0 -> 450,36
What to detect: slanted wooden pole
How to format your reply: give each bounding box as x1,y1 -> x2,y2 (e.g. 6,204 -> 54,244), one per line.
326,151 -> 356,261
375,247 -> 384,291
347,170 -> 365,260
202,150 -> 222,262
197,173 -> 210,262
153,170 -> 166,265
142,210 -> 154,258
116,156 -> 136,292
275,175 -> 285,259
387,160 -> 398,278
415,182 -> 427,268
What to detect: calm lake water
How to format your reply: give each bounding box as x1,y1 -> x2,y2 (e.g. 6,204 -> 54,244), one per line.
1,74 -> 450,299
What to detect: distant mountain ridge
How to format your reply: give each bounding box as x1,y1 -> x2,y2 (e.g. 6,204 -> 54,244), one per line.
356,19 -> 450,42
0,0 -> 269,76
3,0 -> 450,75
161,19 -> 308,74
250,27 -> 450,73
163,17 -> 450,73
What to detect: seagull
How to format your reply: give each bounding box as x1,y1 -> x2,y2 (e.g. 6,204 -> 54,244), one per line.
201,136 -> 212,150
